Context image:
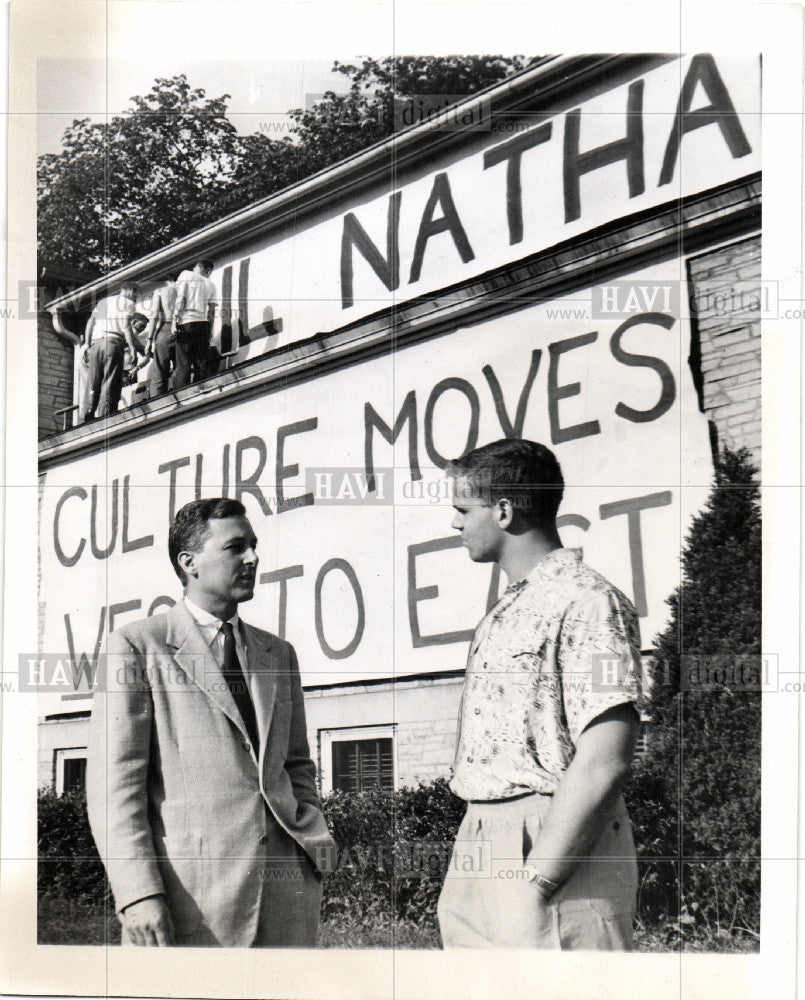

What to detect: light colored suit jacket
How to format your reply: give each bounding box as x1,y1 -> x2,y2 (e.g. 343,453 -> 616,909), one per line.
87,601 -> 336,947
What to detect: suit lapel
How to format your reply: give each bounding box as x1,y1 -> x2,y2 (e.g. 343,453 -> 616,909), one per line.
166,601 -> 251,744
241,622 -> 278,770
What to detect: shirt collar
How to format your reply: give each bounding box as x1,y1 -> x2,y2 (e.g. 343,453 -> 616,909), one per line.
184,594 -> 239,633
520,547 -> 582,586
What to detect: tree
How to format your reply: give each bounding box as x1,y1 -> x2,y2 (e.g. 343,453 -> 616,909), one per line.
39,58 -> 534,275
287,56 -> 534,170
38,76 -> 245,274
625,447 -> 761,944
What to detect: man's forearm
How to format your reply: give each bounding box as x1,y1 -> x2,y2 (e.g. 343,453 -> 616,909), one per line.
526,706 -> 638,894
526,755 -> 630,891
125,322 -> 139,356
285,650 -> 323,809
285,754 -> 322,808
285,697 -> 322,809
144,311 -> 158,341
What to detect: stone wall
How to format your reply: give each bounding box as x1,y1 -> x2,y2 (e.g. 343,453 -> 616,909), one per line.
38,308 -> 75,439
687,235 -> 761,470
304,675 -> 463,790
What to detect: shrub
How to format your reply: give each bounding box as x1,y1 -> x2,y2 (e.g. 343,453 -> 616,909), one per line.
391,779 -> 467,925
319,778 -> 465,932
319,786 -> 394,927
37,785 -> 112,906
38,777 -> 466,940
624,447 -> 761,944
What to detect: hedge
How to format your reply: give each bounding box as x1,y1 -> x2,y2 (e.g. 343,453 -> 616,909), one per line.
37,780 -> 467,929
38,786 -> 112,907
38,765 -> 756,945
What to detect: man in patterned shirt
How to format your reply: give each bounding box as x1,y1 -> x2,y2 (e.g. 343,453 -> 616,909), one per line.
437,438 -> 643,950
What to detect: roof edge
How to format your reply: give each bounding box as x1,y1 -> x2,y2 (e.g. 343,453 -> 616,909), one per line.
46,53 -> 672,314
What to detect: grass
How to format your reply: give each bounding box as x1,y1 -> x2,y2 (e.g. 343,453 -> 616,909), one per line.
38,895 -> 757,951
633,922 -> 759,954
319,917 -> 440,949
37,895 -> 438,949
38,895 -> 121,945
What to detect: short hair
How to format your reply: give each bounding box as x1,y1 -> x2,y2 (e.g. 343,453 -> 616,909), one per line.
168,498 -> 247,584
447,439 -> 564,529
197,258 -> 214,272
119,282 -> 137,297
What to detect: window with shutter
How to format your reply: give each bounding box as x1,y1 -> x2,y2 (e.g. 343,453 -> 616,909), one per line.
54,748 -> 88,794
63,756 -> 87,792
332,738 -> 394,793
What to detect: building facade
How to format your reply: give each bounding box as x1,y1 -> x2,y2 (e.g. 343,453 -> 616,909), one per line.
37,53 -> 761,794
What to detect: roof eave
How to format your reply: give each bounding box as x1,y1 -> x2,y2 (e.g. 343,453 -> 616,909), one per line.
46,53 -> 672,315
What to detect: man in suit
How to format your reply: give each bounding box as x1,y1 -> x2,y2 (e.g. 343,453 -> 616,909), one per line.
87,498 -> 336,947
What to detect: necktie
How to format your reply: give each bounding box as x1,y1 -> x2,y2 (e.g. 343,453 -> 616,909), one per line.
220,621 -> 259,752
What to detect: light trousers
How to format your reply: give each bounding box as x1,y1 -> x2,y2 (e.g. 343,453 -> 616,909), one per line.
437,792 -> 637,949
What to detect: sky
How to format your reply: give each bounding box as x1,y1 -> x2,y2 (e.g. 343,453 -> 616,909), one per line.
33,0 -> 526,158
32,1 -> 403,156
37,56 -> 348,156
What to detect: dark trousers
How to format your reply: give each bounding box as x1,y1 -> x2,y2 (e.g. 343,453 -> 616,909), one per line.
87,338 -> 124,418
149,324 -> 175,398
171,321 -> 210,390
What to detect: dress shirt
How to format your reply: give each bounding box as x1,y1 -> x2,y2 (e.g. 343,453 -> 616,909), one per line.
183,596 -> 249,679
449,547 -> 643,801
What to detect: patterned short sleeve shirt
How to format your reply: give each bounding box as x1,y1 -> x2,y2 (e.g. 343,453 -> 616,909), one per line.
449,547 -> 643,801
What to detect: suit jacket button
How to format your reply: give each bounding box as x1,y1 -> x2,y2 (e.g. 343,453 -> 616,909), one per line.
242,741 -> 251,751
260,834 -> 270,845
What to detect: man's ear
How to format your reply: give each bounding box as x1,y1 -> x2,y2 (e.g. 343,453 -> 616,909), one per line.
177,550 -> 196,579
496,498 -> 515,530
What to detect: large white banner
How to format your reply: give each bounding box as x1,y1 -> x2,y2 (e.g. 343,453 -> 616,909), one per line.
39,259 -> 712,704
187,54 -> 759,362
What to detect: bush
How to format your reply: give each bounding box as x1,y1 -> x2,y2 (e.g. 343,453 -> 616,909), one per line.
624,447 -> 761,945
319,786 -> 394,928
391,779 -> 468,925
37,778 -> 466,940
319,778 -> 466,932
37,785 -> 112,907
